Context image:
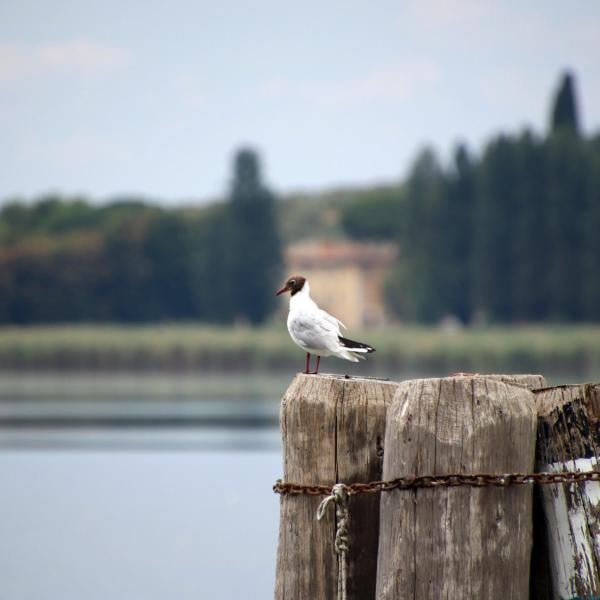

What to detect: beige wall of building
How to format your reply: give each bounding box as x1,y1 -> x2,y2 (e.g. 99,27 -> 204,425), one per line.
284,240 -> 397,329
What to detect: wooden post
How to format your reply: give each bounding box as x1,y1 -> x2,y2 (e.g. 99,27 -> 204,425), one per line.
274,373 -> 398,600
483,373 -> 547,389
533,383 -> 600,599
375,376 -> 537,599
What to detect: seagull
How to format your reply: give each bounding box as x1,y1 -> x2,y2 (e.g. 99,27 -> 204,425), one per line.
275,275 -> 375,374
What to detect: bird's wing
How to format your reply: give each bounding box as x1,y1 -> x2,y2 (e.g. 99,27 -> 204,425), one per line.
318,308 -> 346,331
289,312 -> 341,352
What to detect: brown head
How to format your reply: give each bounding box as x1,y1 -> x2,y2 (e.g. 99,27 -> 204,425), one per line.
275,275 -> 307,297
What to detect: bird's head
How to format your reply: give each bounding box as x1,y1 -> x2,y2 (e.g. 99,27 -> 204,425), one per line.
275,275 -> 307,297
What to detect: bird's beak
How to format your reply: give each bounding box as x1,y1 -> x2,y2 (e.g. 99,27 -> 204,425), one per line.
275,285 -> 289,296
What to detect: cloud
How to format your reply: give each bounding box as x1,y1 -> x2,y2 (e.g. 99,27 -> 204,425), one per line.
0,40 -> 131,86
261,60 -> 440,107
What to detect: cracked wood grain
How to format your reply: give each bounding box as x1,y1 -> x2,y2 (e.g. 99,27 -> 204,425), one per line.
275,373 -> 398,600
376,376 -> 537,600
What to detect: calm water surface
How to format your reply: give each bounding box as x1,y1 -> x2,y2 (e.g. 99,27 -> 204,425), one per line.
2,367 -> 574,599
0,373 -> 285,600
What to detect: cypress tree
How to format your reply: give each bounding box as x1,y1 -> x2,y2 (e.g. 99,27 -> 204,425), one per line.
389,148 -> 446,322
550,71 -> 580,135
186,204 -> 234,322
227,148 -> 282,324
472,136 -> 520,322
545,71 -> 586,319
544,132 -> 587,320
512,130 -> 548,321
443,144 -> 475,323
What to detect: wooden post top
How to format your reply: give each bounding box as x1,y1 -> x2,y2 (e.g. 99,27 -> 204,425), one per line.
398,373 -> 547,387
290,372 -> 396,383
289,372 -> 546,387
534,382 -> 600,416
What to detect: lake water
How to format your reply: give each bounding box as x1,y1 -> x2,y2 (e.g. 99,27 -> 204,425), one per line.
0,373 -> 285,600
0,367 -> 583,599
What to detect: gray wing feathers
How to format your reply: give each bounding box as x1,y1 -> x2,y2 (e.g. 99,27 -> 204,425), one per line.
289,314 -> 341,352
319,309 -> 346,331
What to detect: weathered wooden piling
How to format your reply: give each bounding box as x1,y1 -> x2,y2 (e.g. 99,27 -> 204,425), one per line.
274,373 -> 398,600
533,383 -> 600,599
375,376 -> 538,599
484,373 -> 547,389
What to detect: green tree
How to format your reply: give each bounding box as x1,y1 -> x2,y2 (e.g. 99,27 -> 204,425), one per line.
544,71 -> 586,319
142,213 -> 194,319
0,233 -> 108,323
472,136 -> 520,322
511,131 -> 548,320
387,148 -> 446,322
544,134 -> 587,320
186,204 -> 236,322
550,71 -> 580,135
101,211 -> 159,321
442,144 -> 475,322
340,186 -> 405,240
582,134 -> 600,320
226,148 -> 282,323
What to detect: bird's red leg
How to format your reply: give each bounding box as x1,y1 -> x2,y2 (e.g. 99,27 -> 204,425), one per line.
305,353 -> 311,374
315,356 -> 321,374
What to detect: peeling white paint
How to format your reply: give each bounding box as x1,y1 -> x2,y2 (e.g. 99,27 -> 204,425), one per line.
541,458 -> 600,599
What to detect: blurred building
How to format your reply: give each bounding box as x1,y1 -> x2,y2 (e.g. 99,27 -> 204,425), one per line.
284,240 -> 397,328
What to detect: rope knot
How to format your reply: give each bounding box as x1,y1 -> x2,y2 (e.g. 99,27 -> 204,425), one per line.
316,483 -> 347,520
316,483 -> 350,600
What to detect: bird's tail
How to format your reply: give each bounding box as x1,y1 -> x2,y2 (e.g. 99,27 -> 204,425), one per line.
338,336 -> 376,360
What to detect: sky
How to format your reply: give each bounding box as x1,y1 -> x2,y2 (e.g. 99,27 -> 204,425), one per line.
1,0 -> 599,203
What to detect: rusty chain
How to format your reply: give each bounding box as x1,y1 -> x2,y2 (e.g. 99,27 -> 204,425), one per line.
273,469 -> 600,497
276,470 -> 600,600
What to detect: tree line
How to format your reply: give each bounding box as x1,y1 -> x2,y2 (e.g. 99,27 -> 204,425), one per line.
0,149 -> 282,324
0,71 -> 598,325
342,72 -> 600,323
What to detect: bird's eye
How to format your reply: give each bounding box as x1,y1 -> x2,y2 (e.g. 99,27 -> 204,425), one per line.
289,279 -> 296,285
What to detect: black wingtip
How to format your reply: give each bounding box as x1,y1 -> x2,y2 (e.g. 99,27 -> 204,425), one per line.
338,336 -> 376,353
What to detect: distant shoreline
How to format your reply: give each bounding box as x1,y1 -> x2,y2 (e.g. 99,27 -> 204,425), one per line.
0,324 -> 598,382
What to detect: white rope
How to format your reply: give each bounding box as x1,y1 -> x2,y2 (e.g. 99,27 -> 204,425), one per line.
317,483 -> 350,600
